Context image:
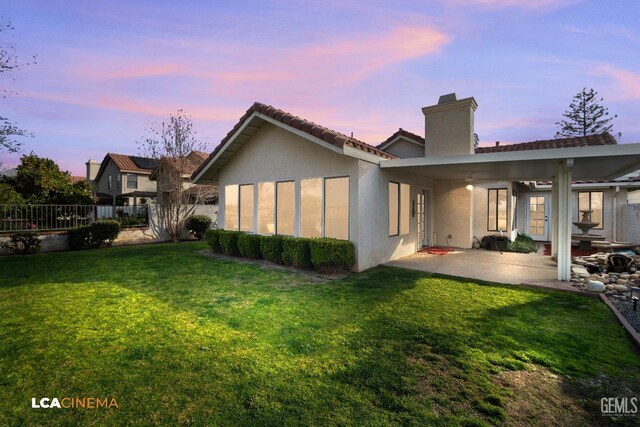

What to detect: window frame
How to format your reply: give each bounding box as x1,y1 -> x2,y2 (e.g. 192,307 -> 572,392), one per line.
487,188 -> 508,232
224,184 -> 240,231
257,182 -> 276,235
300,177 -> 323,238
126,173 -> 138,190
577,191 -> 604,230
323,175 -> 350,240
238,183 -> 255,233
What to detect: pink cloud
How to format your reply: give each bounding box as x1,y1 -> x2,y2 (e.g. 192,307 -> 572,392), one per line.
594,64 -> 640,101
453,0 -> 581,9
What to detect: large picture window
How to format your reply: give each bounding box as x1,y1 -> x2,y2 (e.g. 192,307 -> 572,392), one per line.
276,181 -> 295,235
578,191 -> 603,230
488,188 -> 508,231
301,178 -> 322,238
388,182 -> 410,236
239,184 -> 254,232
225,185 -> 239,230
324,177 -> 349,240
257,182 -> 275,235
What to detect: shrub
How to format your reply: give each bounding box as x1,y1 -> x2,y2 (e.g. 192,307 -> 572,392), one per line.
310,238 -> 355,273
238,233 -> 262,258
91,220 -> 120,246
67,220 -> 120,250
186,215 -> 212,240
205,229 -> 222,253
118,214 -> 148,228
2,231 -> 41,255
281,237 -> 312,269
68,225 -> 92,250
218,230 -> 240,256
260,235 -> 284,263
507,233 -> 536,254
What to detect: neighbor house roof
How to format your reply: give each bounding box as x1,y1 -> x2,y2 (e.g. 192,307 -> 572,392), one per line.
377,128 -> 425,150
192,102 -> 396,181
69,176 -> 87,184
475,133 -> 616,154
94,153 -> 158,182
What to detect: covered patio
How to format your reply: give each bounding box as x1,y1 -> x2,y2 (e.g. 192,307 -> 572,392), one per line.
381,143 -> 640,281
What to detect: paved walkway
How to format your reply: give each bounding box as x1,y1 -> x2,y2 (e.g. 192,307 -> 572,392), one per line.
386,248 -> 558,285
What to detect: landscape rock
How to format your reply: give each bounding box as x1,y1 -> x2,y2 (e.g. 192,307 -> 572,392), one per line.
586,280 -> 606,292
614,285 -> 629,292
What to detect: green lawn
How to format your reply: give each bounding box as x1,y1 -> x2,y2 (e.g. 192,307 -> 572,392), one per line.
0,242 -> 638,426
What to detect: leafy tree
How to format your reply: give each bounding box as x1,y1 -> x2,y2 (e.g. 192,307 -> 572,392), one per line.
555,88 -> 620,139
1,18 -> 35,157
0,182 -> 24,203
138,110 -> 214,241
14,154 -> 93,204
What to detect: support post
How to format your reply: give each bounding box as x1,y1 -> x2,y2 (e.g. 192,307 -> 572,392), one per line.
556,159 -> 573,281
551,179 -> 559,257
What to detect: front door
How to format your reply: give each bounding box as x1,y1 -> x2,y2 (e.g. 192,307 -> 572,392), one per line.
527,194 -> 550,241
416,188 -> 429,247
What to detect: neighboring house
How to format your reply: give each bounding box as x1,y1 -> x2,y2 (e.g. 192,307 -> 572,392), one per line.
91,153 -> 158,205
149,151 -> 218,204
192,94 -> 640,280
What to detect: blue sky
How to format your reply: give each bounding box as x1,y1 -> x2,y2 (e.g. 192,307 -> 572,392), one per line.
2,0 -> 639,174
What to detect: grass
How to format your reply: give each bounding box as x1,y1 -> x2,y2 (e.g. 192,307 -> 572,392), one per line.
0,242 -> 638,426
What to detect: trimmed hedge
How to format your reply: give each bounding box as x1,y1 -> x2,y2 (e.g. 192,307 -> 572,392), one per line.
238,233 -> 262,258
186,215 -> 212,240
281,237 -> 312,269
1,231 -> 41,255
218,230 -> 241,256
260,235 -> 283,264
310,238 -> 356,273
68,220 -> 120,250
204,229 -> 222,253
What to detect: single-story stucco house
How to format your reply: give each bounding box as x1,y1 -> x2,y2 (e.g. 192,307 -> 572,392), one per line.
192,94 -> 640,280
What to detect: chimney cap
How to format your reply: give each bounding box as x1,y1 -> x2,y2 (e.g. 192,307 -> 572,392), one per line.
438,93 -> 458,105
495,141 -> 500,147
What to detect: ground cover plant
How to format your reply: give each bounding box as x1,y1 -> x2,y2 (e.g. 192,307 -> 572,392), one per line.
0,242 -> 638,426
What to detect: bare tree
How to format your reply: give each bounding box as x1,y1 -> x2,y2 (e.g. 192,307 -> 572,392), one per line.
1,19 -> 35,157
138,110 -> 214,241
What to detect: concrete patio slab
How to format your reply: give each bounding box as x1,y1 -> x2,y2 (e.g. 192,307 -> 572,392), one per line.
386,248 -> 557,285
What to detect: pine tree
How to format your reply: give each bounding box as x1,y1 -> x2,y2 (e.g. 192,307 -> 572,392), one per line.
555,88 -> 620,140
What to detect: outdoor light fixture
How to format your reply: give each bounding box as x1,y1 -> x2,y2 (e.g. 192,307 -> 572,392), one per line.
465,175 -> 474,191
631,287 -> 639,311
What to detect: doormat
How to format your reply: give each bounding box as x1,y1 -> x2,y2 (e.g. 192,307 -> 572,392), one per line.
419,246 -> 455,255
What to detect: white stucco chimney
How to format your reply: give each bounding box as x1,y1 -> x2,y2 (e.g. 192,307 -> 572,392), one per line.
422,93 -> 478,157
86,159 -> 100,182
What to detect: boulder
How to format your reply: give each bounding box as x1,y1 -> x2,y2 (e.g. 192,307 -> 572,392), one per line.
586,280 -> 606,292
614,284 -> 629,292
616,279 -> 628,285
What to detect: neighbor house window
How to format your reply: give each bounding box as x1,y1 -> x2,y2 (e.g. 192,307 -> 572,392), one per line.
578,191 -> 603,230
239,184 -> 254,232
127,174 -> 138,189
108,175 -> 112,190
301,178 -> 322,238
257,182 -> 275,235
225,185 -> 239,230
388,182 -> 410,236
488,188 -> 508,231
324,177 -> 349,240
276,181 -> 295,235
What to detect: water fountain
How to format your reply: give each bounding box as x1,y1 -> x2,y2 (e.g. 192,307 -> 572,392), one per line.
572,209 -> 605,250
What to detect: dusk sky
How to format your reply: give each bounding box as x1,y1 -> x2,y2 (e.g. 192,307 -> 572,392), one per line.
2,0 -> 639,175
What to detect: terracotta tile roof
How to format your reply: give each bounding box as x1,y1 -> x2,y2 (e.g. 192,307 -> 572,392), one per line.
475,133 -> 616,154
192,102 -> 396,180
378,128 -> 425,149
70,176 -> 86,184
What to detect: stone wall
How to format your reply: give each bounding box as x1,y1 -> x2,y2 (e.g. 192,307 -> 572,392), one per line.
622,203 -> 640,244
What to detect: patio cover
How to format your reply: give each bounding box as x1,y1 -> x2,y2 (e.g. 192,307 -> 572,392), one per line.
380,143 -> 640,281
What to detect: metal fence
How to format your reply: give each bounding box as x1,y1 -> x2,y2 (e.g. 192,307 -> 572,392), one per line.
0,204 -> 149,232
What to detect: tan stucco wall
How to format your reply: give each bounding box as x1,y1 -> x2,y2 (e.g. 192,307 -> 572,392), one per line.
382,139 -> 424,159
424,100 -> 475,157
217,122 -> 436,271
433,180 -> 473,248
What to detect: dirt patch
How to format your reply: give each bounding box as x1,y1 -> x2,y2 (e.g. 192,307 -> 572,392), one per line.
197,250 -> 350,282
497,366 -> 639,426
